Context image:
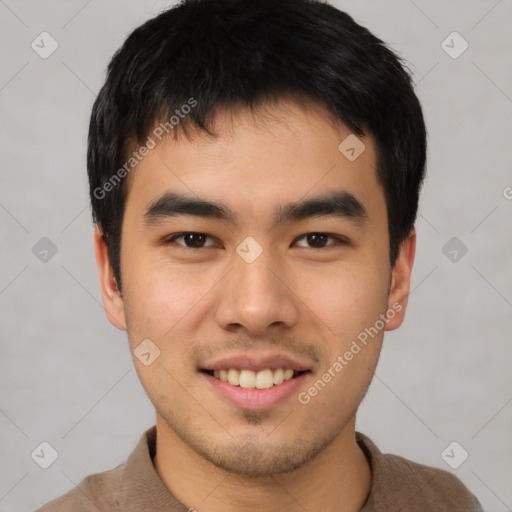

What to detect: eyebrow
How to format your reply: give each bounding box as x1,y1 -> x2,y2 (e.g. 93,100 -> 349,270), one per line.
144,190 -> 368,229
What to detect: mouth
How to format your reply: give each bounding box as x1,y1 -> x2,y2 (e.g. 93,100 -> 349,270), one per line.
200,367 -> 311,411
201,368 -> 309,390
198,353 -> 313,409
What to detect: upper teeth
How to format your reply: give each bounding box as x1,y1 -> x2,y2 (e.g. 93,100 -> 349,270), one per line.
213,368 -> 296,389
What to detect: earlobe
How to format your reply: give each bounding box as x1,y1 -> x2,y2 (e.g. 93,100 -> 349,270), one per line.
93,225 -> 127,331
385,228 -> 416,331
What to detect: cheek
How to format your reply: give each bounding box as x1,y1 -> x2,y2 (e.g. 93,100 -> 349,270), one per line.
121,248 -> 220,343
293,260 -> 389,338
121,266 -> 209,388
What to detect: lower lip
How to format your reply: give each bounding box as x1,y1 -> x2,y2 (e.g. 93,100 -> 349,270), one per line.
201,371 -> 309,411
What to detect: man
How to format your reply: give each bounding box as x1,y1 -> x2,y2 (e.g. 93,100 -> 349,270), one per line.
37,0 -> 484,510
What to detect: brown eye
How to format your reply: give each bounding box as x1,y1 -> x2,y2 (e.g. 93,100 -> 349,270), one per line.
294,233 -> 346,249
165,232 -> 216,249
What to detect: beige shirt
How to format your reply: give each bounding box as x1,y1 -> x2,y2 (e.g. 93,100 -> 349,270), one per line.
36,426 -> 483,511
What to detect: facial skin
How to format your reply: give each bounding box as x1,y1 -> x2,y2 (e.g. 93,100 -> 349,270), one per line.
95,98 -> 415,512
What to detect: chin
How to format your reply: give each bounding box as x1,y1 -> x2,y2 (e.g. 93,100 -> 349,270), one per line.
187,425 -> 340,477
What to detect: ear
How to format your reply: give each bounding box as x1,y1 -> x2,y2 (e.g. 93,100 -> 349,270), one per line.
385,228 -> 416,331
93,225 -> 127,331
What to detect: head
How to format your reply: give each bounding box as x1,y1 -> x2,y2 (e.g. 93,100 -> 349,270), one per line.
90,0 -> 425,476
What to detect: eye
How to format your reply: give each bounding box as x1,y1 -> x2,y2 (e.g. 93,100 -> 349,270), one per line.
164,232 -> 218,249
293,233 -> 347,249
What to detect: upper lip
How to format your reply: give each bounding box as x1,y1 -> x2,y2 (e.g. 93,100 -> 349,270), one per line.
200,353 -> 312,372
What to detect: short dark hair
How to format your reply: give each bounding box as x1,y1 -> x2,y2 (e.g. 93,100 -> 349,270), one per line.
88,0 -> 426,290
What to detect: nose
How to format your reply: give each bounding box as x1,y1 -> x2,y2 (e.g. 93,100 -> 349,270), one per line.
214,249 -> 300,336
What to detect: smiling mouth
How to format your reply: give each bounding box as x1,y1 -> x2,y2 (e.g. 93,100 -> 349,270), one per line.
201,368 -> 308,389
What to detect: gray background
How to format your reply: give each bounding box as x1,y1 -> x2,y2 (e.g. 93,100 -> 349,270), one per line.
0,0 -> 511,510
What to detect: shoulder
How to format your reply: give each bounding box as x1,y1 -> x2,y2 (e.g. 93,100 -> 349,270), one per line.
357,432 -> 484,512
378,452 -> 483,510
34,426 -> 159,511
34,464 -> 124,512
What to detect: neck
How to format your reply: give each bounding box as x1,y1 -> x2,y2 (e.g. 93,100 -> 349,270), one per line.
153,415 -> 371,512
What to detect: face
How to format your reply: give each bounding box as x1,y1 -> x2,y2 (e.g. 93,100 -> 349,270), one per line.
95,99 -> 415,476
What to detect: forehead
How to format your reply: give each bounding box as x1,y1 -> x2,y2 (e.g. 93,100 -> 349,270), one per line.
123,98 -> 384,225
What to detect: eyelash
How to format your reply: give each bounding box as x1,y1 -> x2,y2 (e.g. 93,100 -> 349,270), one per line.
163,232 -> 349,250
